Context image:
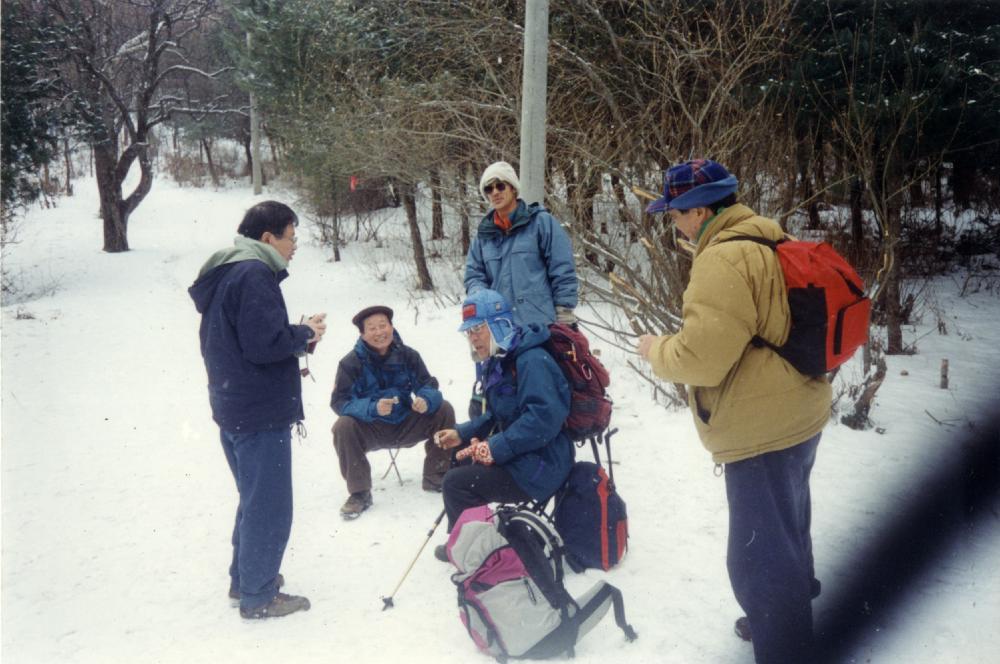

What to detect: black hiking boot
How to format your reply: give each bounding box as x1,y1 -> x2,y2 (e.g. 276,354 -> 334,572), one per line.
340,491 -> 373,520
240,592 -> 311,619
734,616 -> 752,642
433,544 -> 449,562
229,573 -> 284,601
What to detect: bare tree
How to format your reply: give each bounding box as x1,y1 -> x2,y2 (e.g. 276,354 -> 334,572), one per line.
401,182 -> 434,291
538,0 -> 799,402
430,168 -> 445,240
459,162 -> 474,256
48,0 -> 223,252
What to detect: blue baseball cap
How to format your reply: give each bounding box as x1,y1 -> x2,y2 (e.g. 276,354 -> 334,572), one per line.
459,289 -> 516,350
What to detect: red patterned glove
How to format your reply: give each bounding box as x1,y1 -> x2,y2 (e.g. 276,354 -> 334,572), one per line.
472,441 -> 494,465
456,440 -> 494,466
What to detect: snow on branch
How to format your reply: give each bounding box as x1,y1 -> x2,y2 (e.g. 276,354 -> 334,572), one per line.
155,64 -> 233,86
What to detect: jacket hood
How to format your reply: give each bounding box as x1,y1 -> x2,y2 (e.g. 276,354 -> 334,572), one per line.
188,236 -> 288,314
511,322 -> 549,356
476,200 -> 546,238
197,236 -> 288,278
476,322 -> 550,392
480,322 -> 548,365
189,263 -> 233,314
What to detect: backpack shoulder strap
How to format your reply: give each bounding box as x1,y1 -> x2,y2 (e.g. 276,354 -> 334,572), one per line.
497,509 -> 573,610
713,234 -> 785,352
715,234 -> 782,250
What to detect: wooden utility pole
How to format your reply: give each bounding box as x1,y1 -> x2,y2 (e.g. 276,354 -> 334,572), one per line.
519,0 -> 548,206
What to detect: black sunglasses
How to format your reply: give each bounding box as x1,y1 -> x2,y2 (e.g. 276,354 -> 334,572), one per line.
483,181 -> 508,195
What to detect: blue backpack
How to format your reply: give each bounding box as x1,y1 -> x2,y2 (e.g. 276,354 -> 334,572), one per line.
554,433 -> 628,572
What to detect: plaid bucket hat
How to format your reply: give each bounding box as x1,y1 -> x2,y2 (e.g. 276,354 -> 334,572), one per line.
646,159 -> 738,213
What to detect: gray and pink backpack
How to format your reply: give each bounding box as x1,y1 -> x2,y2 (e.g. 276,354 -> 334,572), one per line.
446,505 -> 637,660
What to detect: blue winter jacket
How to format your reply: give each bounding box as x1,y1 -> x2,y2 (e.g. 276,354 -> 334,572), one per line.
330,331 -> 444,425
465,200 -> 578,328
188,239 -> 312,433
456,324 -> 573,501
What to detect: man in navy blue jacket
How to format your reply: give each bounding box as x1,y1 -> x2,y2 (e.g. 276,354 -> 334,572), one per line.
189,200 -> 326,620
331,306 -> 454,520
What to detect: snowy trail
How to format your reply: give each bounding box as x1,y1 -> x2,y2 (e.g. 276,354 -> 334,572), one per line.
2,177 -> 998,663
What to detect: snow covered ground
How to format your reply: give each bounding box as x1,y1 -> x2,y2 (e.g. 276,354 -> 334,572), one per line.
2,176 -> 998,663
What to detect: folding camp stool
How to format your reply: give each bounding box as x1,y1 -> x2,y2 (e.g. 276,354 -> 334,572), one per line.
506,482 -> 561,525
381,447 -> 404,486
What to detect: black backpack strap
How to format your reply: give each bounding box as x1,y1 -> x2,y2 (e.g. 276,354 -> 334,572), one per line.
584,428 -> 620,483
498,509 -> 573,610
749,334 -> 779,352
604,428 -> 618,485
716,234 -> 782,250
574,582 -> 639,642
714,235 -> 787,355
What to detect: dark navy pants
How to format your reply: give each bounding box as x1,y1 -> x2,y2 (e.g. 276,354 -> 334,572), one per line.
725,432 -> 821,664
220,427 -> 293,610
443,462 -> 530,532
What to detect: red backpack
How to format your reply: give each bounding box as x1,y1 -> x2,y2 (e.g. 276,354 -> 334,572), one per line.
720,236 -> 871,376
545,323 -> 613,441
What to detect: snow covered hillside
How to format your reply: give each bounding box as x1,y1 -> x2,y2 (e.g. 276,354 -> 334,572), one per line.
2,177 -> 998,663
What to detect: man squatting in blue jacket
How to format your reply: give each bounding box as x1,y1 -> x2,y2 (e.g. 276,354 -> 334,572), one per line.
431,289 -> 573,560
330,305 -> 455,520
189,200 -> 326,620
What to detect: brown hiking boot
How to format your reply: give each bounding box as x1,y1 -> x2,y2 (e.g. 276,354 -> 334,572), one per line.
340,491 -> 373,520
228,573 -> 284,601
240,592 -> 310,619
422,475 -> 445,493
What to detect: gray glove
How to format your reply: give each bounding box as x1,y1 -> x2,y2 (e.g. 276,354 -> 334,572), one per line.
555,306 -> 577,325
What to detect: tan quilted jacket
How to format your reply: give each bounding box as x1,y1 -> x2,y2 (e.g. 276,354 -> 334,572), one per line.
646,204 -> 831,463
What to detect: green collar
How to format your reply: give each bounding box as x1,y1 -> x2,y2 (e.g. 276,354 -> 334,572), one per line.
695,206 -> 726,243
197,236 -> 288,278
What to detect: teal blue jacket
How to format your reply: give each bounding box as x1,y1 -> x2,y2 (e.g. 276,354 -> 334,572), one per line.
465,200 -> 578,328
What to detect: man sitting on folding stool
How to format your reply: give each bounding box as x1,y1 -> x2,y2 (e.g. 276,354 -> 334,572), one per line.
331,305 -> 454,520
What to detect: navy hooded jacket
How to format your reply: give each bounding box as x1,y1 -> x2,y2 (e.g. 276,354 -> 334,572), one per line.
188,239 -> 312,433
456,323 -> 573,501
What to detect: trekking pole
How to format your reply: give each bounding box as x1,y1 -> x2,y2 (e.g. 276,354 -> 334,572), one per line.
381,507 -> 447,610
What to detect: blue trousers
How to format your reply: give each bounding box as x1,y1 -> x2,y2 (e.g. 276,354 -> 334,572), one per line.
220,427 -> 293,610
725,433 -> 821,664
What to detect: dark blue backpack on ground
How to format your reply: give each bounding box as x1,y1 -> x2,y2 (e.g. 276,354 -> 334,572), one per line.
554,432 -> 628,572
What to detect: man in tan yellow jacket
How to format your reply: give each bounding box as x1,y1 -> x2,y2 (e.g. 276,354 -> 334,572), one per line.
637,159 -> 830,664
